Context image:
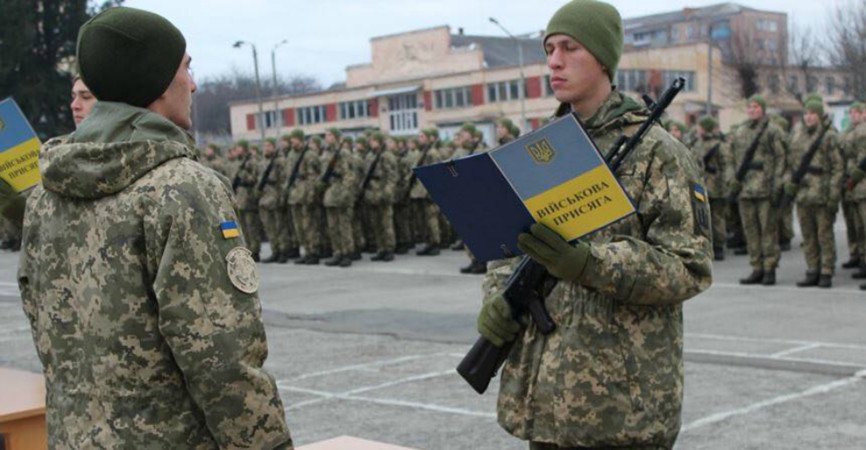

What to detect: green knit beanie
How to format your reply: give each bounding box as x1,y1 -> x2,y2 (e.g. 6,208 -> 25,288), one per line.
236,140 -> 249,150
326,128 -> 342,138
749,95 -> 767,112
804,93 -> 823,104
698,115 -> 718,132
422,128 -> 439,139
460,122 -> 477,134
290,129 -> 305,140
77,7 -> 186,108
804,99 -> 824,116
544,0 -> 623,82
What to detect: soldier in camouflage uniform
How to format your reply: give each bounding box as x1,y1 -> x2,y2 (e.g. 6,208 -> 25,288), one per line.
388,136 -> 415,254
844,106 -> 866,287
729,95 -> 788,285
361,132 -> 398,261
665,120 -> 687,143
322,131 -> 358,267
770,113 -> 795,252
258,138 -> 290,263
841,103 -> 866,272
18,8 -> 292,448
286,129 -> 322,264
310,136 -> 332,258
693,116 -> 732,260
233,140 -> 263,261
202,142 -> 230,177
478,3 -> 711,447
784,101 -> 843,287
278,135 -> 300,259
411,130 -> 444,255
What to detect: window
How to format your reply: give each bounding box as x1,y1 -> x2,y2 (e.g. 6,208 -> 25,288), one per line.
260,110 -> 280,129
339,100 -> 369,120
826,76 -> 836,95
434,86 -> 472,109
768,74 -> 780,94
788,74 -> 799,92
663,70 -> 696,92
486,80 -> 526,103
297,105 -> 327,125
757,20 -> 778,32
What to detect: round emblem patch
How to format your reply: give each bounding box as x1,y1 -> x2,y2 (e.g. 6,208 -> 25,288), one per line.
226,247 -> 259,294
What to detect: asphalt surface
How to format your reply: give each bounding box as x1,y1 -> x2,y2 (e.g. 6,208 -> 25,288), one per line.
1,217 -> 864,449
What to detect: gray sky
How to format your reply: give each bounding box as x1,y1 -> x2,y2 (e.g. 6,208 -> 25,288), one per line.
124,0 -> 845,88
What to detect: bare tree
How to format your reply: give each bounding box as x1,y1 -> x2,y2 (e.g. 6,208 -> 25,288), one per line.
781,22 -> 821,100
729,26 -> 762,98
827,0 -> 866,100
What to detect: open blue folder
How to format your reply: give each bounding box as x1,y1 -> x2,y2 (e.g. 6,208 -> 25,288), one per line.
414,114 -> 635,263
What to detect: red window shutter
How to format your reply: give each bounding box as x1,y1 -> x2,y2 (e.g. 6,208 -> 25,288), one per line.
471,84 -> 485,105
326,104 -> 337,122
530,118 -> 540,130
423,91 -> 433,111
526,76 -> 542,99
369,99 -> 379,117
246,114 -> 255,131
283,108 -> 295,127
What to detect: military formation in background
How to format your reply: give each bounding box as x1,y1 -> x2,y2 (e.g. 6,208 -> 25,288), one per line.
194,118 -> 522,274
664,94 -> 866,289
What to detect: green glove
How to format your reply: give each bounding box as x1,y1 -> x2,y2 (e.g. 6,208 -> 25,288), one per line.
729,180 -> 742,196
783,181 -> 798,197
517,223 -> 591,282
0,178 -> 25,230
476,293 -> 520,347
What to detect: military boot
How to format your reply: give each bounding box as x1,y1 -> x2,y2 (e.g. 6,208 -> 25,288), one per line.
713,247 -> 725,261
739,269 -> 764,285
305,255 -> 320,265
0,239 -> 11,250
779,240 -> 792,252
761,270 -> 776,286
277,252 -> 289,264
350,251 -> 362,261
339,257 -> 352,268
450,240 -> 465,251
796,271 -> 819,287
842,256 -> 862,269
378,252 -> 394,262
417,244 -> 440,256
294,255 -> 310,265
261,252 -> 279,264
852,261 -> 866,279
394,244 -> 409,255
252,252 -> 260,263
324,255 -> 343,266
284,248 -> 300,259
817,274 -> 832,288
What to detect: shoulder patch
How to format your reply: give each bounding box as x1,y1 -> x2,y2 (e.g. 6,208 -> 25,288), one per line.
226,247 -> 259,294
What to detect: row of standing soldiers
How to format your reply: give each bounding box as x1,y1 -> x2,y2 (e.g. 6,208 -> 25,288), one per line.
199,119 -> 520,270
671,94 -> 866,289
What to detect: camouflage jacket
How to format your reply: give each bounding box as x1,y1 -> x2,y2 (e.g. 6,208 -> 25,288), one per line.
258,154 -> 287,210
322,148 -> 358,208
286,147 -> 320,206
692,135 -> 732,199
846,122 -> 866,201
203,154 -> 230,178
234,155 -> 260,211
393,150 -> 413,204
729,117 -> 788,199
361,150 -> 397,205
789,124 -> 843,205
18,102 -> 292,450
408,145 -> 442,200
483,92 -> 712,448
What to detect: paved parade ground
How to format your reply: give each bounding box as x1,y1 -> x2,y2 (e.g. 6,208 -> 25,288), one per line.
1,221 -> 865,449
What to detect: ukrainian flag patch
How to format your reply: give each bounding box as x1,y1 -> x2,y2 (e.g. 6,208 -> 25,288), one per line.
220,220 -> 240,239
693,184 -> 707,203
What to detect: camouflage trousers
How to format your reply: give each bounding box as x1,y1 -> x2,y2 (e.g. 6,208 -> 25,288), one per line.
352,204 -> 366,252
260,208 -> 287,255
412,199 -> 441,245
709,198 -> 727,249
727,201 -> 745,246
529,442 -> 669,450
410,201 -> 427,243
239,209 -> 262,255
393,201 -> 413,247
281,207 -> 298,251
796,204 -> 837,275
739,199 -> 779,270
315,204 -> 331,255
291,204 -> 321,256
856,200 -> 866,265
778,200 -> 794,244
842,200 -> 863,259
439,213 -> 455,245
369,204 -> 396,252
326,207 -> 355,257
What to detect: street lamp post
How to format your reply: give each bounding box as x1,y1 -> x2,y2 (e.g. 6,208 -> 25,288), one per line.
271,39 -> 288,136
490,17 -> 527,133
234,40 -> 266,145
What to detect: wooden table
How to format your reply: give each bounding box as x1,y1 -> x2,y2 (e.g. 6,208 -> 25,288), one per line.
297,436 -> 418,450
0,368 -> 46,450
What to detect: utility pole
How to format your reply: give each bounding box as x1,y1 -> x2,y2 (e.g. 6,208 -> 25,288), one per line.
490,17 -> 527,133
234,40 -> 266,144
271,39 -> 288,136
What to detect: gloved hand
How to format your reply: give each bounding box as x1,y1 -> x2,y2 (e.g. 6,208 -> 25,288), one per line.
517,223 -> 591,282
476,292 -> 520,347
783,181 -> 798,198
729,180 -> 742,196
0,178 -> 25,229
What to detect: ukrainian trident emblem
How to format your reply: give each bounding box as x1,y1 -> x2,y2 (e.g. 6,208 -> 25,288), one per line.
526,138 -> 556,164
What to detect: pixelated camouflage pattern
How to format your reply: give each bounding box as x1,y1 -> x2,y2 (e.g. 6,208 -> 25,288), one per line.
409,145 -> 442,199
691,135 -> 731,199
287,147 -> 321,206
729,118 -> 788,199
797,204 -> 837,275
788,125 -> 843,206
202,154 -> 231,178
322,149 -> 359,208
362,150 -> 397,205
258,154 -> 288,210
845,122 -> 866,201
17,101 -> 292,449
738,198 -> 779,270
482,91 -> 712,448
234,155 -> 261,211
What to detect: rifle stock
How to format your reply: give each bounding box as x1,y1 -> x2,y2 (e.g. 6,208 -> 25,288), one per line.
457,78 -> 686,394
728,119 -> 771,204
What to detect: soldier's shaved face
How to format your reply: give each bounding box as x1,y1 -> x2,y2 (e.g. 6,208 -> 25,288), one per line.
747,101 -> 764,121
545,34 -> 610,118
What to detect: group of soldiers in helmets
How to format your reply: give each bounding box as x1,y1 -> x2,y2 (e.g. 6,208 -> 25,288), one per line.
668,93 -> 866,289
198,117 -> 521,271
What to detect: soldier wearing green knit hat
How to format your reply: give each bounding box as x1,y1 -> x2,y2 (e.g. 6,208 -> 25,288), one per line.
476,1 -> 713,448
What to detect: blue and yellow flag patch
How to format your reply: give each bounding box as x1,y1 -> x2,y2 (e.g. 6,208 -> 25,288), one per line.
693,184 -> 707,203
220,220 -> 240,239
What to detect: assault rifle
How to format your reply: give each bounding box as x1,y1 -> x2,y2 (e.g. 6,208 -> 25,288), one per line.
231,155 -> 251,193
727,119 -> 770,204
703,143 -> 722,172
357,152 -> 382,203
257,155 -> 278,191
320,148 -> 342,185
457,77 -> 687,395
773,118 -> 832,208
403,145 -> 432,202
284,147 -> 309,192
